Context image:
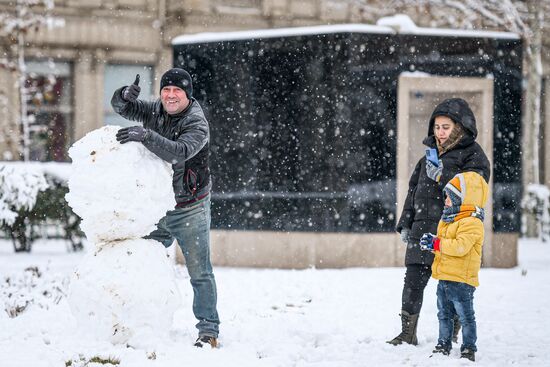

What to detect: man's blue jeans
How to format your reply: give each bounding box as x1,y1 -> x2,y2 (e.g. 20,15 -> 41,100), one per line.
146,196 -> 220,338
436,280 -> 477,352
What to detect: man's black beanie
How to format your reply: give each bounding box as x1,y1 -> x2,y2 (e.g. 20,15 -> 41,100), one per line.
160,68 -> 193,98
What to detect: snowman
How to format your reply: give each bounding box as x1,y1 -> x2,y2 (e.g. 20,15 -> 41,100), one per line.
65,126 -> 181,348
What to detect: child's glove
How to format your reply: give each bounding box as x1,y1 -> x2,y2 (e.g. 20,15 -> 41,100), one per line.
420,233 -> 440,251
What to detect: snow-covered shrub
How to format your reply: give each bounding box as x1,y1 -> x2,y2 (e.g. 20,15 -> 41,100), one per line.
522,184 -> 550,242
33,174 -> 84,251
0,165 -> 48,251
0,164 -> 48,226
0,163 -> 84,252
1,266 -> 68,318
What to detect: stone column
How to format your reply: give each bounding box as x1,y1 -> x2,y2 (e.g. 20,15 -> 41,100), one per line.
545,76 -> 550,188
0,67 -> 21,160
94,49 -> 106,130
155,48 -> 172,94
73,50 -> 103,141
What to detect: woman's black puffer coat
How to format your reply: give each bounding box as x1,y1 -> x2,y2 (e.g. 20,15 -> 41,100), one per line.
396,98 -> 490,265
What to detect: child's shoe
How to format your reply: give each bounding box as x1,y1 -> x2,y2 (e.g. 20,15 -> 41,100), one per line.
460,348 -> 475,361
194,335 -> 218,348
432,344 -> 451,356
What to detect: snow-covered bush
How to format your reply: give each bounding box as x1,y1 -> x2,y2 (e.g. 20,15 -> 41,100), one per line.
33,174 -> 84,251
522,184 -> 550,242
0,165 -> 48,251
0,163 -> 84,252
1,266 -> 68,318
0,164 -> 48,226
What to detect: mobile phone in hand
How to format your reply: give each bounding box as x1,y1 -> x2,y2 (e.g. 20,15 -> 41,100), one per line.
425,148 -> 439,166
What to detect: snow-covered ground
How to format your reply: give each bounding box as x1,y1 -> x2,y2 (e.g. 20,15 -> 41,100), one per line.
0,238 -> 548,366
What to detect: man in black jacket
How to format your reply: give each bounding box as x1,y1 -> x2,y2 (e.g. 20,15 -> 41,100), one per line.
111,68 -> 219,348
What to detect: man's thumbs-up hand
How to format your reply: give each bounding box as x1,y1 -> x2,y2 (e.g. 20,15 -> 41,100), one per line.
122,74 -> 141,102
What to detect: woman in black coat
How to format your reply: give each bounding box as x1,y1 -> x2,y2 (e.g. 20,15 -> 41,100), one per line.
388,98 -> 490,346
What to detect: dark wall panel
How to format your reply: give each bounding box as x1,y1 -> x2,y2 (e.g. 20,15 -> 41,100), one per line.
174,31 -> 522,233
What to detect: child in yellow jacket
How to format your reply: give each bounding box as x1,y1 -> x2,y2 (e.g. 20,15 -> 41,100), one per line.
419,171 -> 488,362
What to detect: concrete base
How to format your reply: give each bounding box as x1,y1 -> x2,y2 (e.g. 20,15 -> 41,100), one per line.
207,229 -> 518,269
210,230 -> 403,269
487,232 -> 518,268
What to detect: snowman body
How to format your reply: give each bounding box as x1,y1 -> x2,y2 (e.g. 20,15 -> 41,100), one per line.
66,126 -> 181,347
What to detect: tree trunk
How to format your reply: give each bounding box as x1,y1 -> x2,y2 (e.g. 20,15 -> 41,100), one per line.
9,215 -> 33,252
16,1 -> 30,162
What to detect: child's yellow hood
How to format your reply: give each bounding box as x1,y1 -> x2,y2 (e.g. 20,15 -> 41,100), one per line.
445,171 -> 489,208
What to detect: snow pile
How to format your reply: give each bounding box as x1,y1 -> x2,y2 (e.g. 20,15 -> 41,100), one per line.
69,239 -> 181,348
65,126 -> 181,348
1,266 -> 68,318
0,161 -> 72,183
1,239 -> 549,366
376,14 -> 417,33
65,125 -> 175,243
0,164 -> 48,225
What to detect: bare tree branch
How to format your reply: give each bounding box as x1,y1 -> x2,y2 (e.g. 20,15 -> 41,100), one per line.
352,0 -> 539,38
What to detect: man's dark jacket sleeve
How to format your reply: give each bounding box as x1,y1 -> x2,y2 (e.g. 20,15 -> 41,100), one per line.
142,119 -> 208,164
111,86 -> 208,164
111,86 -> 156,123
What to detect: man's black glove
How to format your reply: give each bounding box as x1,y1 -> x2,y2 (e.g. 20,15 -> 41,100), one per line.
116,126 -> 148,144
122,74 -> 141,102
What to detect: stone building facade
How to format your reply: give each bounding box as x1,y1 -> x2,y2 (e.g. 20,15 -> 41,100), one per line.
1,0 -> 548,179
0,0 -> 548,267
1,0 -> 379,161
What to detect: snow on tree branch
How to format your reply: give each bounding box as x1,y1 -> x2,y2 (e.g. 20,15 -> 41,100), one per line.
0,0 -> 55,37
0,0 -> 62,160
0,164 -> 48,226
0,0 -> 61,71
353,0 -> 547,40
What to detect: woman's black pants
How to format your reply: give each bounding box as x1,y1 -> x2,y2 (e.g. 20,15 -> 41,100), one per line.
401,264 -> 432,315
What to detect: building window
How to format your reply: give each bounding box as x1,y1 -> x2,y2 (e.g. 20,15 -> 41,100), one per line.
25,60 -> 73,162
103,64 -> 154,127
221,0 -> 260,7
